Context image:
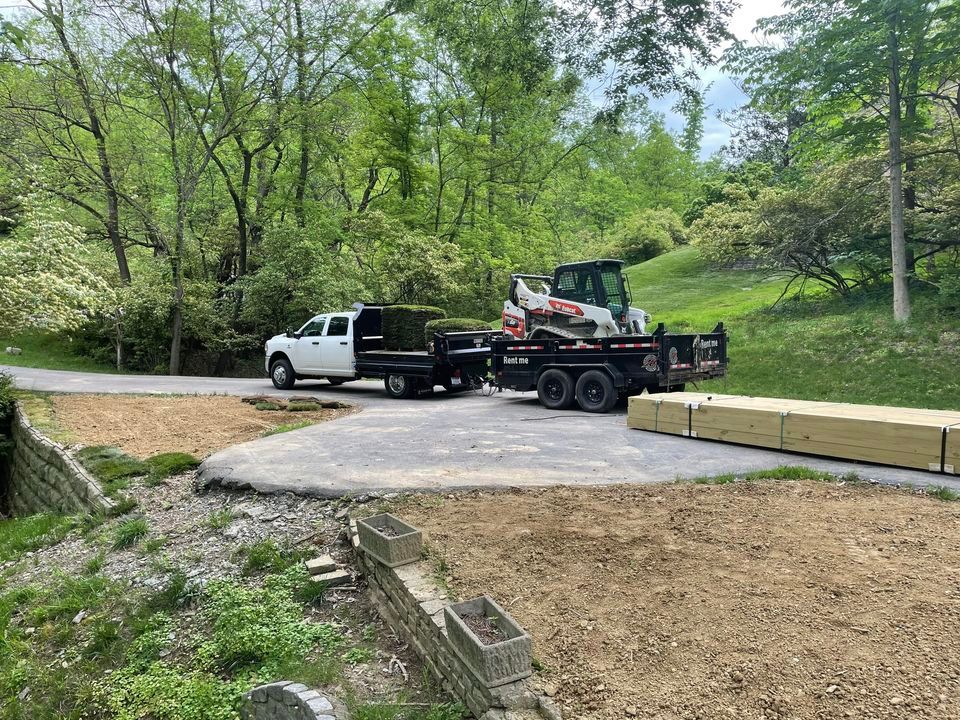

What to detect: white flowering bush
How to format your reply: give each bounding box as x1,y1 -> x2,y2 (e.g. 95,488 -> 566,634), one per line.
0,192 -> 115,335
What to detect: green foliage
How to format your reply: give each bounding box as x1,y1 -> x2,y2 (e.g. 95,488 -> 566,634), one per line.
423,318 -> 491,345
742,466 -> 830,482
0,191 -> 115,336
928,486 -> 959,502
341,646 -> 375,665
609,207 -> 687,265
382,305 -> 446,351
199,566 -> 343,674
255,402 -> 281,411
99,662 -> 239,720
263,420 -> 315,436
206,509 -> 235,530
112,518 -> 149,550
350,700 -> 467,720
145,452 -> 200,480
236,539 -> 302,576
0,514 -> 72,562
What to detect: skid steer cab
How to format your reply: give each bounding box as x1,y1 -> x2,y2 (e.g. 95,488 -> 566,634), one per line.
502,259 -> 650,340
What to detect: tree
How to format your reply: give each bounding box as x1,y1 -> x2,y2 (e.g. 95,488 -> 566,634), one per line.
727,0 -> 960,322
0,191 -> 114,334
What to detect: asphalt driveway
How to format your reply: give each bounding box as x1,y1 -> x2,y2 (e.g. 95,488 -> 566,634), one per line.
4,365 -> 956,497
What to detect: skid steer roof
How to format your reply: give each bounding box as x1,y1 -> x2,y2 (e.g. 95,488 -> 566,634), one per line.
554,259 -> 624,274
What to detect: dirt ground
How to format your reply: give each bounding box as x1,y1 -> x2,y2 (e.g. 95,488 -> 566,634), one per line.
400,480 -> 960,720
49,394 -> 352,458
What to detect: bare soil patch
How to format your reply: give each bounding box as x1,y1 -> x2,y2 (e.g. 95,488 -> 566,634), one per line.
49,393 -> 353,458
400,480 -> 960,720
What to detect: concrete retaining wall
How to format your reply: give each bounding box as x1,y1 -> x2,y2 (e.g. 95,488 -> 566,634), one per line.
241,682 -> 343,720
349,517 -> 560,720
4,404 -> 111,516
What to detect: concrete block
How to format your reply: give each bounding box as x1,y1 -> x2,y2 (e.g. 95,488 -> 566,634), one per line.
264,681 -> 293,701
357,514 -> 422,567
305,555 -> 337,575
444,595 -> 532,689
310,570 -> 351,587
304,696 -> 334,715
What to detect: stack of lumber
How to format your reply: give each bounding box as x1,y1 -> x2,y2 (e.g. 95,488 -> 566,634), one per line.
628,392 -> 960,474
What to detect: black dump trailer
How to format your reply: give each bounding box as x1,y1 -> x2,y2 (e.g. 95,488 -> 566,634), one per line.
490,323 -> 728,413
352,306 -> 496,398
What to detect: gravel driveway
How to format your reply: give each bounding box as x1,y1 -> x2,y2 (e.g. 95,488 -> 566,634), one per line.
4,365 -> 956,496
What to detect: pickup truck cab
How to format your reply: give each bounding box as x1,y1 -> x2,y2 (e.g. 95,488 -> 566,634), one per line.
264,312 -> 358,388
265,304 -> 495,397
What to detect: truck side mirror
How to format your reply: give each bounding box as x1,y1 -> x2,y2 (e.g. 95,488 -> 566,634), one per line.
285,328 -> 295,338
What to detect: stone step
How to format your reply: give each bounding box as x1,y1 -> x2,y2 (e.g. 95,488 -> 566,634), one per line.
305,555 -> 337,575
309,569 -> 352,587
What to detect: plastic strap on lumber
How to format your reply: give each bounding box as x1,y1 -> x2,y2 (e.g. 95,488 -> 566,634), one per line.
779,411 -> 789,451
654,399 -> 661,432
683,404 -> 698,438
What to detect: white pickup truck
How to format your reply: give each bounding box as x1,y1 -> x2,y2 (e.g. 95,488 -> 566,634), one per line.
264,304 -> 495,398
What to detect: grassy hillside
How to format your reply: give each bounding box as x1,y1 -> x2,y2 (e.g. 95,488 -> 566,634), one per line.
0,333 -> 117,373
625,246 -> 960,410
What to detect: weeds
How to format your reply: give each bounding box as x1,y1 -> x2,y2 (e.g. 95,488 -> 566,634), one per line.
206,509 -> 236,530
928,485 -> 960,501
112,518 -> 149,550
235,539 -> 303,576
0,514 -> 72,562
263,420 -> 314,436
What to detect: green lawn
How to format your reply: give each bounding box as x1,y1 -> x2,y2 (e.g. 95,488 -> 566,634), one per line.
0,333 -> 117,373
626,247 -> 960,410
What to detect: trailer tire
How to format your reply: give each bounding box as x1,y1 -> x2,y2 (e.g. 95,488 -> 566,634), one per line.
384,374 -> 417,399
575,370 -> 617,413
270,358 -> 296,390
537,369 -> 575,410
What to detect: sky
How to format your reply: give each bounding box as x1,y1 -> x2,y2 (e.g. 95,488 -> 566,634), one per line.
648,0 -> 786,159
1,0 -> 783,159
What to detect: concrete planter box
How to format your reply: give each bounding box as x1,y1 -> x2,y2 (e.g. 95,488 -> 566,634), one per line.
444,595 -> 532,688
357,513 -> 422,568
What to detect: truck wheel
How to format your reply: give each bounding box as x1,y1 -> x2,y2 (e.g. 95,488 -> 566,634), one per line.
575,370 -> 617,413
270,358 -> 295,390
537,369 -> 575,410
384,374 -> 417,399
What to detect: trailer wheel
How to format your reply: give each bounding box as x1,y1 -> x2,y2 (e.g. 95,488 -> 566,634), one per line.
537,369 -> 575,410
384,374 -> 417,399
270,358 -> 296,390
575,370 -> 617,413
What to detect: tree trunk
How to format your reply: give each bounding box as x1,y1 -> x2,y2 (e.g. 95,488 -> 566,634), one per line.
293,0 -> 309,228
887,15 -> 911,322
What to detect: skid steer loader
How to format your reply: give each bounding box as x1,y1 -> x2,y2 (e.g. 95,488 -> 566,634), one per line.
502,259 -> 650,340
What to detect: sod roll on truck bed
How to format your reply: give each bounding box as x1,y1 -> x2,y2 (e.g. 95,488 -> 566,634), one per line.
381,305 -> 446,351
628,392 -> 960,474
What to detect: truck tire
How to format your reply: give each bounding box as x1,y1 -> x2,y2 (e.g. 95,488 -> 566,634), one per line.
537,369 -> 575,410
270,358 -> 296,390
384,374 -> 417,399
575,370 -> 617,413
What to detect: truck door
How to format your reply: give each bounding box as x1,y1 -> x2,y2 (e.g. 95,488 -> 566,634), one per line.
318,314 -> 354,376
292,316 -> 327,373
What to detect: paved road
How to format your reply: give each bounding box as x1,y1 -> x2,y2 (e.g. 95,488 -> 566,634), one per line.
4,365 -> 957,497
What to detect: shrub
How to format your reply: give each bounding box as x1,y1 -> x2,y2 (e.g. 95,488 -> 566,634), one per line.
423,318 -> 491,345
611,208 -> 686,265
382,305 -> 446,351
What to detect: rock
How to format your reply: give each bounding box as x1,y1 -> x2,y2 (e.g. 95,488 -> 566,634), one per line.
826,685 -> 839,694
259,513 -> 281,522
543,683 -> 558,697
335,507 -> 350,520
5,347 -> 22,355
890,696 -> 905,705
72,610 -> 87,625
625,707 -> 637,716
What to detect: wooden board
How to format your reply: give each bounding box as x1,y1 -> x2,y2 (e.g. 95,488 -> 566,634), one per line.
945,425 -> 960,475
627,392 -> 960,475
